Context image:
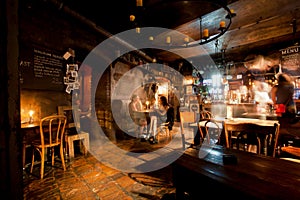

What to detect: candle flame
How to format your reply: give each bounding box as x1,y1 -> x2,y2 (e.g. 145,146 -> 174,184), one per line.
29,110 -> 34,117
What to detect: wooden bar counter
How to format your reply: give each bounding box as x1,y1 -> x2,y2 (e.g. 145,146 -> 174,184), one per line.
172,145 -> 300,200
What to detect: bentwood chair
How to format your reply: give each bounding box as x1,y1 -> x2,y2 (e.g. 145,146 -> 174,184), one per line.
30,115 -> 67,179
199,119 -> 223,146
223,121 -> 280,157
179,111 -> 197,149
197,110 -> 214,144
199,110 -> 214,121
156,107 -> 175,143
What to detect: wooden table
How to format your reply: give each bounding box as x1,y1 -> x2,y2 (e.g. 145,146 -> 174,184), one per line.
173,145 -> 300,200
21,122 -> 40,168
134,109 -> 154,136
224,118 -> 280,156
241,112 -> 280,120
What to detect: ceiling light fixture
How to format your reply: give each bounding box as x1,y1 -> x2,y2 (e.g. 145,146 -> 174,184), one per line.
129,0 -> 236,47
191,1 -> 236,46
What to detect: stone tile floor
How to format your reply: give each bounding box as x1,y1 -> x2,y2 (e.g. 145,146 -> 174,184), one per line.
23,120 -> 300,200
23,127 -> 181,200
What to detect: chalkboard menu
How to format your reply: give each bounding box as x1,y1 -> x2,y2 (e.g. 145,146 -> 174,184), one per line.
280,45 -> 300,76
19,44 -> 65,91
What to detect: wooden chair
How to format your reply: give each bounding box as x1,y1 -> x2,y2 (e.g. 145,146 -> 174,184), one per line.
200,119 -> 223,146
30,115 -> 67,179
179,111 -> 197,149
198,110 -> 214,143
156,107 -> 175,143
223,121 -> 280,157
156,121 -> 171,143
199,110 -> 214,121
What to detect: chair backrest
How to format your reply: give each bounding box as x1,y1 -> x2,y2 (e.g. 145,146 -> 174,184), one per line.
180,111 -> 196,133
58,105 -> 80,129
180,111 -> 195,125
223,121 -> 280,157
39,115 -> 67,147
179,111 -> 196,149
200,110 -> 214,121
202,119 -> 223,145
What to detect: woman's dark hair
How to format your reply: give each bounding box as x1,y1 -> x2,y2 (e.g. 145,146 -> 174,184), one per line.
159,96 -> 169,107
278,73 -> 292,84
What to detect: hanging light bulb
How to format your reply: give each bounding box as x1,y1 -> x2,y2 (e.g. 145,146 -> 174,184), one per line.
129,15 -> 135,22
136,0 -> 143,7
166,36 -> 171,44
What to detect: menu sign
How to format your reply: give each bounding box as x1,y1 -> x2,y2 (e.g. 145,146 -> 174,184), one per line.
20,44 -> 65,91
280,45 -> 300,76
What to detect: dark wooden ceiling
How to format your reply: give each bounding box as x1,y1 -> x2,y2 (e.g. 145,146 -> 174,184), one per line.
50,0 -> 300,68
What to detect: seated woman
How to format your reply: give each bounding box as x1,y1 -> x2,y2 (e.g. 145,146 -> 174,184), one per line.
148,95 -> 174,144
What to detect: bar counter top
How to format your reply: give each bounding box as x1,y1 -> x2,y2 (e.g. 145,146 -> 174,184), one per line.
173,145 -> 300,199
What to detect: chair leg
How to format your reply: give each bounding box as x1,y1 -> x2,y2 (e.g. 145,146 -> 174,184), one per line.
40,148 -> 45,179
68,137 -> 75,158
30,147 -> 45,179
60,145 -> 66,171
83,135 -> 89,156
51,147 -> 55,166
166,128 -> 171,142
30,148 -> 35,173
64,134 -> 69,157
257,136 -> 262,155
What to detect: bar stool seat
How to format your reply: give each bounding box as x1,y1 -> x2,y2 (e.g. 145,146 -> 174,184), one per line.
66,131 -> 89,158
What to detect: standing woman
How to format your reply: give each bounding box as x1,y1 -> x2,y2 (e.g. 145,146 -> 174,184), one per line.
271,73 -> 297,123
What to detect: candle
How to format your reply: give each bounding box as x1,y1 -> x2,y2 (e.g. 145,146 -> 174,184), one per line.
203,29 -> 209,38
136,27 -> 140,33
184,37 -> 189,43
129,15 -> 135,22
136,0 -> 143,7
166,36 -> 171,44
29,110 -> 34,123
220,21 -> 226,28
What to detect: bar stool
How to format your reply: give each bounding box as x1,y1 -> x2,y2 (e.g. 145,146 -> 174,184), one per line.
66,131 -> 89,158
57,105 -> 90,159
